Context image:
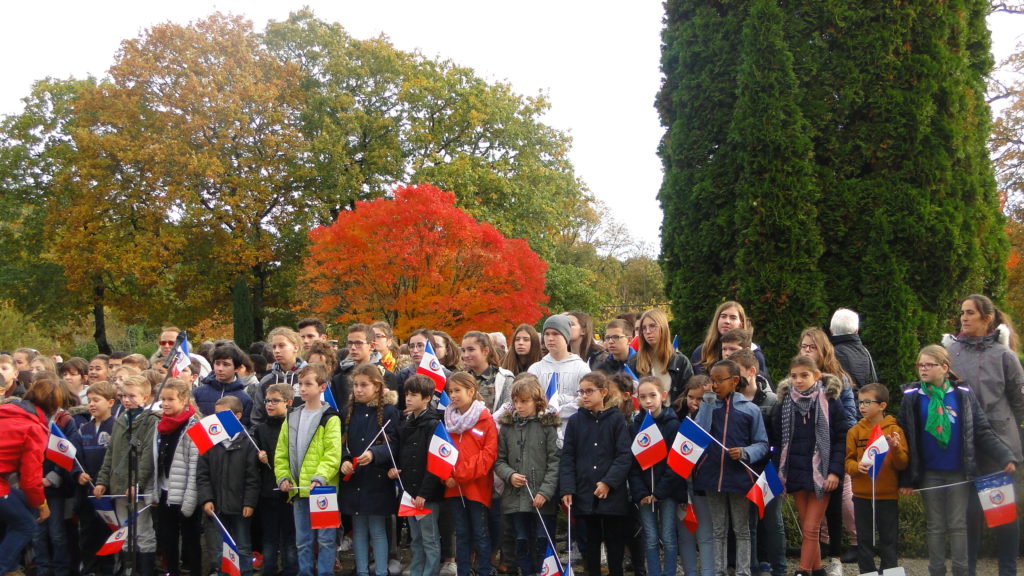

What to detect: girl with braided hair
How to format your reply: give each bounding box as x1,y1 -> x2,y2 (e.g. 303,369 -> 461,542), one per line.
340,363 -> 401,576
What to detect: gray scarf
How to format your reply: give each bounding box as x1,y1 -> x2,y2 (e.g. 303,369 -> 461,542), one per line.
779,381 -> 831,497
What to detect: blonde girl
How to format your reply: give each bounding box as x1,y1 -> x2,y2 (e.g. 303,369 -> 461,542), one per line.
628,308 -> 694,403
155,378 -> 202,576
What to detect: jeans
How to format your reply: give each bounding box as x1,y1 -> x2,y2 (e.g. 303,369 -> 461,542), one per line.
449,498 -> 492,576
260,497 -> 297,576
638,498 -> 677,576
967,476 -> 1019,576
853,497 -> 898,574
489,496 -> 504,565
32,494 -> 69,576
353,515 -> 389,576
156,497 -> 202,576
922,470 -> 969,576
792,490 -> 829,572
678,492 -> 714,576
583,515 -> 626,576
409,501 -> 442,576
294,497 -> 337,576
207,513 -> 253,576
706,492 -> 750,576
509,512 -> 557,576
0,489 -> 37,575
757,492 -> 787,576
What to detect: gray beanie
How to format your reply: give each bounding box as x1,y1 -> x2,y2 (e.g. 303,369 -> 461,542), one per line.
543,314 -> 572,346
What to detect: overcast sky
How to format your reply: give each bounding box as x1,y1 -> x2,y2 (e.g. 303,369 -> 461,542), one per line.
1,2 -> 1020,250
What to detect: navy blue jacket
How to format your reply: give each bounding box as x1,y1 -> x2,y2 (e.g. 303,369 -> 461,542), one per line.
559,406 -> 632,516
628,406 -> 687,503
770,378 -> 848,494
693,392 -> 768,493
339,392 -> 401,515
194,374 -> 253,426
395,407 -> 446,503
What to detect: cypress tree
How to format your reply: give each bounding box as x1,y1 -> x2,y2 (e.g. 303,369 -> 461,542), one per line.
232,277 -> 255,350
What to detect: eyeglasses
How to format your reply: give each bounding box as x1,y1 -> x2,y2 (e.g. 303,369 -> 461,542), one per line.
347,340 -> 367,348
158,340 -> 175,346
917,362 -> 942,370
577,388 -> 600,396
857,400 -> 881,406
711,376 -> 735,385
641,325 -> 659,333
374,333 -> 388,340
408,342 -> 426,350
604,334 -> 627,341
799,343 -> 817,351
264,398 -> 287,405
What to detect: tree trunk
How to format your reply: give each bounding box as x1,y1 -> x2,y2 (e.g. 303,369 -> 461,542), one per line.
251,265 -> 266,343
92,279 -> 111,354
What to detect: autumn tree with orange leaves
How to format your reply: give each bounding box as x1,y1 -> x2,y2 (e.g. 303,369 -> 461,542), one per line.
303,184 -> 547,338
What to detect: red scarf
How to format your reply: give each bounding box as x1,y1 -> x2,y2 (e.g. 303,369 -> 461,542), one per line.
158,404 -> 196,435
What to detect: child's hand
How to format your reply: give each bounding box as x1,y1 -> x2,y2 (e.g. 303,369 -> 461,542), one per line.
533,494 -> 547,508
561,494 -> 573,508
93,485 -> 106,498
279,479 -> 292,492
242,506 -> 254,518
357,451 -> 373,465
640,495 -> 656,505
1004,462 -> 1017,475
258,450 -> 268,465
445,477 -> 458,489
824,473 -> 840,492
340,461 -> 354,476
388,468 -> 400,479
594,481 -> 610,499
203,502 -> 215,516
78,473 -> 92,486
510,473 -> 527,488
887,431 -> 901,448
899,487 -> 914,496
727,447 -> 744,461
857,461 -> 872,475
42,478 -> 52,488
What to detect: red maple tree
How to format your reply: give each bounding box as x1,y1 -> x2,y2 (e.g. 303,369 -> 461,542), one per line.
303,184 -> 548,338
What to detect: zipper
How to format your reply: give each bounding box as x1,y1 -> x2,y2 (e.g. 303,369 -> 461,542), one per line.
718,395 -> 729,492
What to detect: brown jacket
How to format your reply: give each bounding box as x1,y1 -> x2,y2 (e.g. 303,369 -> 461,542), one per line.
844,415 -> 908,500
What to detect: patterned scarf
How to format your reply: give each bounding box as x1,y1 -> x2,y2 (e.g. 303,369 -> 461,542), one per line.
923,380 -> 952,449
445,399 -> 486,434
779,381 -> 831,497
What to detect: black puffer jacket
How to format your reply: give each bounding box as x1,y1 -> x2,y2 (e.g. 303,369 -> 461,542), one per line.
830,333 -> 877,390
559,406 -> 632,516
628,351 -> 695,404
395,407 -> 446,503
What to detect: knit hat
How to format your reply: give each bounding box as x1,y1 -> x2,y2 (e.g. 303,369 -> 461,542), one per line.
543,315 -> 572,346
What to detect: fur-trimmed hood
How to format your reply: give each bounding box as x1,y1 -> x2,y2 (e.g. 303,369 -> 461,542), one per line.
941,323 -> 1011,349
775,372 -> 842,400
498,410 -> 560,427
364,388 -> 399,407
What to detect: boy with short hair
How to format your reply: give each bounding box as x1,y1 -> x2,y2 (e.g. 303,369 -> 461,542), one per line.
254,383 -> 298,576
275,363 -> 342,576
389,375 -> 446,576
595,319 -> 634,374
77,381 -> 118,576
845,383 -> 908,574
195,346 -> 254,425
198,396 -> 260,576
94,375 -> 161,573
527,314 -> 591,435
719,328 -> 753,359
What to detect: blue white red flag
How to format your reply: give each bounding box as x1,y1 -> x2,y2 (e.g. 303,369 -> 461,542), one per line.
46,423 -> 76,471
860,425 -> 890,480
746,461 -> 784,518
90,495 -> 120,531
214,515 -> 242,576
976,471 -> 1017,528
428,422 -> 458,479
545,373 -> 558,402
540,542 -> 562,576
667,417 -> 712,478
417,341 -> 447,394
309,485 -> 340,529
399,491 -> 431,517
322,385 -> 338,411
186,411 -> 244,455
437,390 -> 451,411
171,334 -> 191,378
96,526 -> 128,556
631,411 -> 667,470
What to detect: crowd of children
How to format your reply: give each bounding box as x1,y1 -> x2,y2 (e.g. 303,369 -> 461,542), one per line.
1,295 -> 1022,576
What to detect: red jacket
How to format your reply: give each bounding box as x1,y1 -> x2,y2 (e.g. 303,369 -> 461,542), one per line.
444,409 -> 498,507
0,400 -> 49,507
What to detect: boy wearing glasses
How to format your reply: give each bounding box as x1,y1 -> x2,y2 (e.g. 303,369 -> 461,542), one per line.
330,323 -> 397,414
595,319 -> 634,374
254,383 -> 298,576
844,383 -> 907,574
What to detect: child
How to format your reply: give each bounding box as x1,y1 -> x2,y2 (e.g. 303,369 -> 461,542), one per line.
673,376 -> 714,576
339,363 -> 401,576
719,328 -> 752,360
693,360 -> 768,576
198,396 -> 260,576
195,346 -> 254,426
527,315 -> 592,435
770,356 -> 848,576
558,371 -> 632,576
59,357 -> 90,406
77,381 -> 118,576
494,375 -> 561,576
443,371 -> 499,576
254,383 -> 298,576
274,362 -> 342,576
389,375 -> 446,576
844,383 -> 908,574
253,327 -> 308,426
94,374 -> 161,572
629,376 -> 685,576
896,345 -> 1015,576
155,378 -> 202,576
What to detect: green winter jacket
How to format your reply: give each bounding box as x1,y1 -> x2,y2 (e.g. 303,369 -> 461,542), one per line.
97,408 -> 160,502
274,404 -> 342,496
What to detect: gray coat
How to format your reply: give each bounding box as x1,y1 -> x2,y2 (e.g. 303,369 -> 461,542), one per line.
160,414 -> 200,517
944,327 -> 1024,465
495,411 -> 560,515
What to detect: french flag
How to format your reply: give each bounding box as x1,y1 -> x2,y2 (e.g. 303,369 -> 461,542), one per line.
623,365 -> 640,410
96,526 -> 128,556
746,461 -> 784,518
629,335 -> 640,352
398,491 -> 431,517
90,496 -> 120,531
216,519 -> 242,576
631,412 -> 667,470
437,390 -> 451,411
540,542 -> 562,576
545,373 -> 558,403
976,471 -> 1017,528
667,417 -> 712,479
309,485 -> 340,529
860,425 -> 889,480
680,502 -> 698,533
418,341 -> 447,394
672,335 -> 679,351
186,411 -> 244,455
46,423 -> 76,471
427,422 -> 459,479
171,333 -> 191,378
322,385 -> 338,411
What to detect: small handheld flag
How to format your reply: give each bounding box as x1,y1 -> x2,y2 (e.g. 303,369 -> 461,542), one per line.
427,422 -> 459,479
322,385 -> 338,411
187,411 -> 245,455
96,527 -> 128,556
437,390 -> 451,411
680,502 -> 698,533
976,471 -> 1017,528
746,461 -> 784,518
545,373 -> 558,403
629,335 -> 640,352
399,491 -> 431,517
540,542 -> 562,576
309,485 -> 341,529
667,417 -> 712,478
417,341 -> 447,394
631,412 -> 667,470
212,513 -> 242,576
860,425 -> 889,480
46,423 -> 77,471
90,496 -> 120,531
171,334 -> 191,378
672,335 -> 679,351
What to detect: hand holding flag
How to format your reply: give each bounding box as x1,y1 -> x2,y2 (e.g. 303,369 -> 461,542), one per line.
399,491 -> 431,517
427,422 -> 458,479
860,425 -> 890,480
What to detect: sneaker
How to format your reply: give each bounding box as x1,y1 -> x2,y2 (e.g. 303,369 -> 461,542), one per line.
570,543 -> 582,563
840,547 -> 858,563
388,559 -> 402,576
825,557 -> 842,576
600,544 -> 607,567
440,562 -> 457,576
339,534 -> 353,552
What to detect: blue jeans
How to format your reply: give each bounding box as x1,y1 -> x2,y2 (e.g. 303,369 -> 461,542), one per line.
678,492 -> 714,576
32,494 -> 69,576
757,492 -> 787,576
448,498 -> 492,576
409,501 -> 442,576
293,497 -> 337,576
353,515 -> 389,576
638,498 -> 677,576
0,489 -> 37,574
260,497 -> 297,576
510,512 -> 557,576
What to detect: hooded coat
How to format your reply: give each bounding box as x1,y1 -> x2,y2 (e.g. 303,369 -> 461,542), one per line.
559,406 -> 632,516
194,373 -> 254,426
495,410 -> 561,515
340,389 -> 401,515
0,399 -> 48,507
770,374 -> 848,494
